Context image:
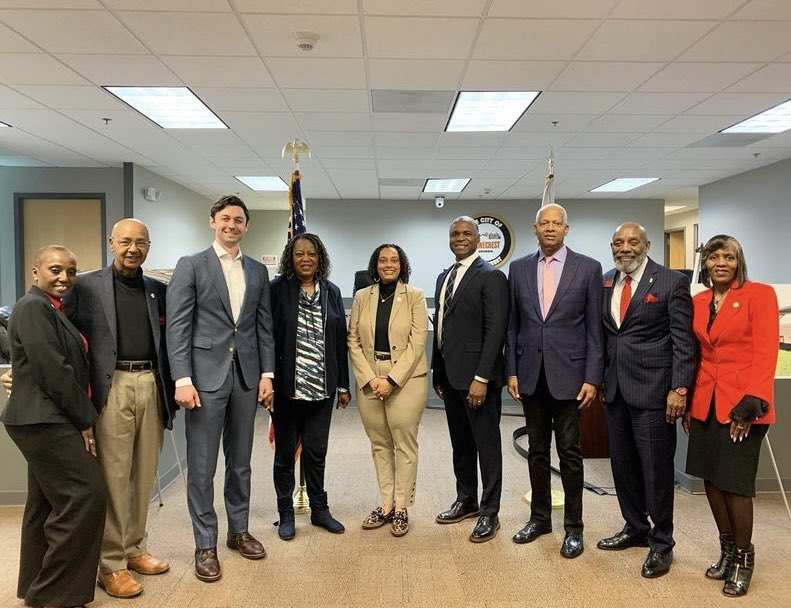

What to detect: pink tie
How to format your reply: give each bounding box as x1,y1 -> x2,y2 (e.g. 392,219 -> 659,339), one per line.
542,256 -> 555,319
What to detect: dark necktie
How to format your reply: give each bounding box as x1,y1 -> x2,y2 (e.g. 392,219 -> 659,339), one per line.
619,275 -> 632,324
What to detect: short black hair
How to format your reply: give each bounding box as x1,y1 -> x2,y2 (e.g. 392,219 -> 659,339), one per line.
278,233 -> 331,281
699,234 -> 749,288
210,195 -> 249,224
367,244 -> 411,284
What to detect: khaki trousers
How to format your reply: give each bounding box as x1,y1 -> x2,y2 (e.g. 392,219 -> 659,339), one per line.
96,369 -> 164,573
357,359 -> 427,509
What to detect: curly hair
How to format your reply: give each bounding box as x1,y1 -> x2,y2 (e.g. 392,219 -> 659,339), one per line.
278,233 -> 331,281
366,244 -> 411,284
699,234 -> 748,288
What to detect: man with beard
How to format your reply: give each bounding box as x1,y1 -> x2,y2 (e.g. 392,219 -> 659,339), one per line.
598,222 -> 696,579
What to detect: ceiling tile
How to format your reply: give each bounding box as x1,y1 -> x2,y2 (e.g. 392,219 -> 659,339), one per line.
551,61 -> 665,91
267,58 -> 365,89
374,132 -> 438,147
375,147 -> 433,160
372,112 -> 448,132
513,113 -> 597,133
321,158 -> 376,170
116,11 -> 256,56
193,87 -> 287,112
241,14 -> 362,58
282,89 -> 368,112
639,62 -> 762,92
462,61 -> 565,89
162,56 -> 275,87
365,17 -> 479,59
684,92 -> 790,115
0,0 -> 101,6
0,84 -> 43,109
56,54 -> 181,86
584,114 -> 673,132
653,114 -> 744,133
306,131 -> 373,146
610,92 -> 711,114
528,91 -> 626,114
0,53 -> 88,85
12,85 -> 124,109
433,147 -> 496,160
363,0 -> 487,16
565,132 -> 642,147
0,22 -> 40,52
104,0 -> 230,9
611,0 -> 745,18
368,59 -> 465,89
730,0 -> 791,20
0,10 -> 148,54
577,20 -> 716,62
298,112 -> 370,131
679,21 -> 791,62
489,0 -> 619,18
235,0 -> 356,14
474,19 -> 599,60
629,132 -> 704,147
310,146 -> 373,159
727,63 -> 791,92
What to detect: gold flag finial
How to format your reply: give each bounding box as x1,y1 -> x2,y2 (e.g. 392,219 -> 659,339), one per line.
281,139 -> 311,172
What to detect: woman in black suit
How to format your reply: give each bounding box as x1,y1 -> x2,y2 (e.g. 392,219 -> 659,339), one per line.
1,245 -> 105,608
269,233 -> 350,540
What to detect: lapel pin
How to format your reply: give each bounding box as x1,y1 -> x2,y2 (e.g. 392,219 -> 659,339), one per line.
648,277 -> 654,284
150,293 -> 156,298
733,302 -> 739,308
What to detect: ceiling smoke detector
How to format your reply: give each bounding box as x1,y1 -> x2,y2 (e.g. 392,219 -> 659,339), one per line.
293,31 -> 319,52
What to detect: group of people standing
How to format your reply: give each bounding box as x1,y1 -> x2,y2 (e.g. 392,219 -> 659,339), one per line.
0,194 -> 778,607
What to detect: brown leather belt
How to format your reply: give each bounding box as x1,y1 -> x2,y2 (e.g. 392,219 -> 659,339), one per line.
115,360 -> 154,372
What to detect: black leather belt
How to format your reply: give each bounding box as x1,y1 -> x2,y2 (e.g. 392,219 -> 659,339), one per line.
373,353 -> 391,361
115,360 -> 154,372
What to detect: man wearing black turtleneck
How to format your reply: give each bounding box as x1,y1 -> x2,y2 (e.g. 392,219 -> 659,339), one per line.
64,218 -> 176,599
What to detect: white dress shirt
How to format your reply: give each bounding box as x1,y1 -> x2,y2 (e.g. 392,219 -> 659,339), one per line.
611,255 -> 649,329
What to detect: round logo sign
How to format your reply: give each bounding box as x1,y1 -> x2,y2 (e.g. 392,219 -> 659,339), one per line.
474,214 -> 514,267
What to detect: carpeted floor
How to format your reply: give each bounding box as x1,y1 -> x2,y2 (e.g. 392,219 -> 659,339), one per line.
1,407 -> 790,608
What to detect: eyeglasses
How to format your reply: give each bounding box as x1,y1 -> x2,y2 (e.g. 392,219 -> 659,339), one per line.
113,239 -> 151,249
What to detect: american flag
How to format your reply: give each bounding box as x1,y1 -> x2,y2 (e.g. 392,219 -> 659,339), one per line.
287,170 -> 306,239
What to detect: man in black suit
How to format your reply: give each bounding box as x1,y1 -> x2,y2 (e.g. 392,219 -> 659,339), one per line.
64,218 -> 176,598
432,216 -> 509,543
598,222 -> 696,578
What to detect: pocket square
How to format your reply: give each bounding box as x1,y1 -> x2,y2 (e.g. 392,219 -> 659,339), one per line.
644,294 -> 658,303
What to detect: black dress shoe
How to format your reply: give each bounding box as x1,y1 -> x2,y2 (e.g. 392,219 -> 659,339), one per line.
435,501 -> 480,524
641,549 -> 673,578
512,521 -> 552,544
469,515 -> 499,543
560,532 -> 584,559
194,547 -> 221,582
597,530 -> 650,551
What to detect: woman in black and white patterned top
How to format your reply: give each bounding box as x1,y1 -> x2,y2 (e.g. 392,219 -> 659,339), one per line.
269,233 -> 350,541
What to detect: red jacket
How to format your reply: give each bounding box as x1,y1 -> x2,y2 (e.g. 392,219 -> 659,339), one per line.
691,281 -> 779,424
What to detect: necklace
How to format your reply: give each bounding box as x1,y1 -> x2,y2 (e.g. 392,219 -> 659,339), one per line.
380,291 -> 395,303
713,289 -> 730,312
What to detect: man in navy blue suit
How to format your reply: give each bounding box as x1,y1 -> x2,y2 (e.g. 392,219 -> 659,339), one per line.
505,203 -> 603,559
598,222 -> 695,579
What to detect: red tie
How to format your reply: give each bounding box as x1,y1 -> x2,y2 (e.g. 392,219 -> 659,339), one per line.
620,275 -> 632,324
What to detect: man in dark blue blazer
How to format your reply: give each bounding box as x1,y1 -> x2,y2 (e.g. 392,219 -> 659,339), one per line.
598,222 -> 696,579
65,218 -> 176,598
167,196 -> 275,582
505,203 -> 603,559
432,216 -> 509,543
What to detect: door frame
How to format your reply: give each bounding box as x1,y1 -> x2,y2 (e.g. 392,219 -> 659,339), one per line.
14,193 -> 107,299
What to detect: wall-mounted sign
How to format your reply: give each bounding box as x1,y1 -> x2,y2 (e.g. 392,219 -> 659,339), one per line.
474,214 -> 514,267
261,254 -> 278,266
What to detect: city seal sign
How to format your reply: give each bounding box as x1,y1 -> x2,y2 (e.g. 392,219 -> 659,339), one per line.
474,214 -> 514,267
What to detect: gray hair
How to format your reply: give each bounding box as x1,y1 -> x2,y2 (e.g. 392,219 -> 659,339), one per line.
535,203 -> 568,224
612,221 -> 649,244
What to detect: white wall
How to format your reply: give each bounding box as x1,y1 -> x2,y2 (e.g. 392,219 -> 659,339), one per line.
308,198 -> 665,297
244,210 -> 289,268
699,158 -> 791,283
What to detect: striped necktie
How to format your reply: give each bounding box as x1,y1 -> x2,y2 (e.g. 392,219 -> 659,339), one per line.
440,262 -> 461,345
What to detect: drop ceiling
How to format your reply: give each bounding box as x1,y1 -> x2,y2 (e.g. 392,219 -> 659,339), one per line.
0,0 -> 790,210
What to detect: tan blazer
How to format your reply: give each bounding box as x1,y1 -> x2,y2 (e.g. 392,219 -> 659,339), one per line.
348,281 -> 429,388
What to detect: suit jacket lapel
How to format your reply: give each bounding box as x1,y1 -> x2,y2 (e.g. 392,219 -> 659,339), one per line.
546,250 -> 578,319
388,281 -> 407,331
694,290 -> 714,347
238,255 -> 255,320
603,268 -> 617,331
623,259 -> 658,325
143,276 -> 161,353
99,266 -> 118,344
367,283 -> 379,337
709,286 -> 744,343
524,253 -> 542,318
206,249 -> 234,322
446,257 -> 482,317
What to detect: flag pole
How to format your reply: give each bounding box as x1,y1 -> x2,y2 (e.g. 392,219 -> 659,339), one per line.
281,138 -> 311,514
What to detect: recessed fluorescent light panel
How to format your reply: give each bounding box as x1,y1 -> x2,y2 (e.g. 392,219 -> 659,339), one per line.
423,178 -> 470,193
590,178 -> 659,193
721,98 -> 791,134
446,91 -> 540,132
103,87 -> 227,129
235,176 -> 289,191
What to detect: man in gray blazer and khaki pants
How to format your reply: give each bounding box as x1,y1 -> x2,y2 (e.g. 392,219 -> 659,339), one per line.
167,195 -> 275,582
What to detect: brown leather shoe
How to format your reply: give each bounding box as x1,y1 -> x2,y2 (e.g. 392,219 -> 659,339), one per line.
97,569 -> 143,598
194,547 -> 221,582
127,552 -> 170,575
226,531 -> 266,560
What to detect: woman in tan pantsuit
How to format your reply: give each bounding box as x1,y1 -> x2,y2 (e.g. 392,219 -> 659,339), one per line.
348,244 -> 429,536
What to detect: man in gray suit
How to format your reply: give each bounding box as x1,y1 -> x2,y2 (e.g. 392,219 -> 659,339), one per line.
167,195 -> 275,583
598,222 -> 695,578
504,203 -> 603,559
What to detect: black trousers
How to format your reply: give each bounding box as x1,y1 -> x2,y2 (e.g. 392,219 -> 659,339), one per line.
522,367 -> 583,533
5,423 -> 106,607
605,388 -> 677,553
442,383 -> 503,517
271,396 -> 333,510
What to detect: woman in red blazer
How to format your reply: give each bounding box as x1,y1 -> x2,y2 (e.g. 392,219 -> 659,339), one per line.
684,234 -> 779,598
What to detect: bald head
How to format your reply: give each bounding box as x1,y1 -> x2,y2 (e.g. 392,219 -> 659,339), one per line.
109,217 -> 151,276
613,222 -> 648,244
